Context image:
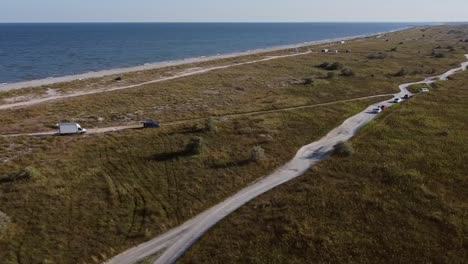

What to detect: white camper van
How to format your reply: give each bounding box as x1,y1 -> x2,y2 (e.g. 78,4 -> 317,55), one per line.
58,123 -> 87,135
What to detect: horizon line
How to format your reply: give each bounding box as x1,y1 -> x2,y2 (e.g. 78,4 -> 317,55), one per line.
0,21 -> 461,24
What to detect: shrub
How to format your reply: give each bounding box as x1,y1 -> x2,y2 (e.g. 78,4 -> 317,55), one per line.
318,61 -> 343,71
303,77 -> 314,85
0,167 -> 41,184
431,49 -> 446,58
250,146 -> 266,162
328,62 -> 344,70
333,141 -> 354,157
205,117 -> 218,133
367,53 -> 387,59
390,47 -> 398,52
186,137 -> 204,155
318,62 -> 331,69
394,68 -> 407,77
341,68 -> 355,77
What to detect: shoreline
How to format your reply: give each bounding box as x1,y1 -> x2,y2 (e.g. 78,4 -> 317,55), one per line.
0,26 -> 412,92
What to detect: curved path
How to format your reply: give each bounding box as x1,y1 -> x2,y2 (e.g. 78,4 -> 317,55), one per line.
105,54 -> 468,264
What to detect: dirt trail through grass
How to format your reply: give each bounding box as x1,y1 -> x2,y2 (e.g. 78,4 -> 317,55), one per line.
2,93 -> 393,137
105,54 -> 468,264
0,51 -> 320,111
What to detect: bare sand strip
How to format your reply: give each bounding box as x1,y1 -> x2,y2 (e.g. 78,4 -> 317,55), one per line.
0,27 -> 411,93
105,54 -> 468,264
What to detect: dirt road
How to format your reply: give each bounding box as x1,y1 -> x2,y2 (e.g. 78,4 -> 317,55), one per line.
2,94 -> 392,137
105,54 -> 468,264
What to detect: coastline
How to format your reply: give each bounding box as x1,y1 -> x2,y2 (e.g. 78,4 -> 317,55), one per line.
0,26 -> 413,92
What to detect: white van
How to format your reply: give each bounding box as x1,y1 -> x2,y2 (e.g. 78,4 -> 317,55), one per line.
58,123 -> 87,135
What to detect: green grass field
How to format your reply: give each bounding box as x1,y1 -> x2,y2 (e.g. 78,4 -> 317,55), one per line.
181,70 -> 468,264
0,25 -> 467,264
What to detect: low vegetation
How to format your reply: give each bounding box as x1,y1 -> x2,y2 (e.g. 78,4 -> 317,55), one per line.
333,141 -> 354,157
367,53 -> 387,59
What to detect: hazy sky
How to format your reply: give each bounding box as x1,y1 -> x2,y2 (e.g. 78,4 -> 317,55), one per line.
1,0 -> 467,23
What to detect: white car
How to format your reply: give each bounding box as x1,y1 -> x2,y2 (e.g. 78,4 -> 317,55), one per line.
393,98 -> 402,103
420,88 -> 430,93
373,107 -> 383,114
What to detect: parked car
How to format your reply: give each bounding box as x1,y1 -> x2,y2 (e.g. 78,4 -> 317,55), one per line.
393,98 -> 402,103
403,94 -> 411,99
142,121 -> 161,128
420,88 -> 430,93
373,107 -> 383,114
58,123 -> 87,135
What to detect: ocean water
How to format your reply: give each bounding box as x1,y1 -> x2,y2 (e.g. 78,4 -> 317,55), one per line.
0,23 -> 420,84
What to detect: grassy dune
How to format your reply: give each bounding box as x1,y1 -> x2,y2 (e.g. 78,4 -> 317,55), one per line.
181,71 -> 468,264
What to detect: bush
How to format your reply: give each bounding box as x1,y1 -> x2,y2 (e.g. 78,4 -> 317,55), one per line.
0,167 -> 41,184
205,117 -> 218,133
367,53 -> 387,59
431,49 -> 447,58
390,47 -> 398,52
333,141 -> 354,157
250,146 -> 266,162
328,62 -> 344,70
341,68 -> 355,77
303,77 -> 314,85
318,61 -> 343,71
394,68 -> 407,77
186,137 -> 204,155
318,62 -> 331,69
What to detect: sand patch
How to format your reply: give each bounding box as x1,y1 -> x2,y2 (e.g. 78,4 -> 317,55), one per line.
0,211 -> 10,234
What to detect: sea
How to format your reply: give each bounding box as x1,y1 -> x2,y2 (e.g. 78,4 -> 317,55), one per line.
0,23 -> 425,84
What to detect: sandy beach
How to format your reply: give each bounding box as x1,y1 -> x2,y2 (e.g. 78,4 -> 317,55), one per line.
0,27 -> 411,92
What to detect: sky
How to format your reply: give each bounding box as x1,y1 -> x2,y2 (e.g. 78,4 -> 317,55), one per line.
0,0 -> 467,23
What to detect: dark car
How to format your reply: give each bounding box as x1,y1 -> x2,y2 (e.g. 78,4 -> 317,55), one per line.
142,121 -> 161,128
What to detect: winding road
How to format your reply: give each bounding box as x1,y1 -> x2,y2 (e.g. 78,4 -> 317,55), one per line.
105,54 -> 468,264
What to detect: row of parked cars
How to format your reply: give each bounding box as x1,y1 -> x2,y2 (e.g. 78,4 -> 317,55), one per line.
373,94 -> 412,114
